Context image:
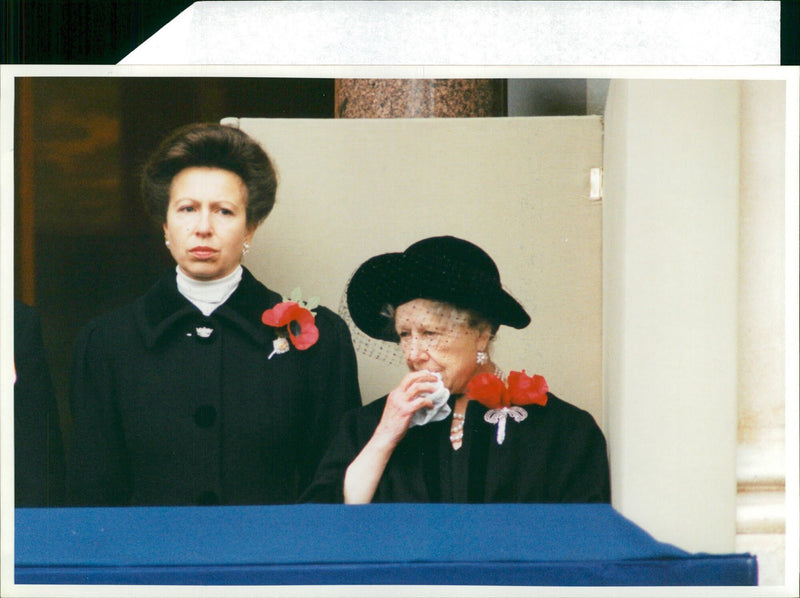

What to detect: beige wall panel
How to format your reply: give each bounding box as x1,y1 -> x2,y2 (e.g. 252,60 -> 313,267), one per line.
603,79 -> 741,553
238,117 -> 603,425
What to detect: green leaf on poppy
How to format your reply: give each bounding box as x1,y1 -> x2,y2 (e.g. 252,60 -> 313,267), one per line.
304,296 -> 320,312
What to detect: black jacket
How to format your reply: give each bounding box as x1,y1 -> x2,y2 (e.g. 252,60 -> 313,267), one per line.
66,268 -> 361,506
302,392 -> 610,503
14,300 -> 66,507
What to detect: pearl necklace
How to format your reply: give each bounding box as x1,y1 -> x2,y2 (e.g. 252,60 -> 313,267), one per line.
450,363 -> 504,449
449,412 -> 465,444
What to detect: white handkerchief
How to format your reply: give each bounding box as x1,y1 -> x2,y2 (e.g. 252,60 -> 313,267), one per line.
409,372 -> 451,427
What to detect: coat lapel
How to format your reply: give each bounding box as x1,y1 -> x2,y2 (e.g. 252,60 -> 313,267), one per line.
135,268 -> 282,349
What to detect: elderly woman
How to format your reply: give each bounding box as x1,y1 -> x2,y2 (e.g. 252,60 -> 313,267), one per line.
66,123 -> 360,506
303,236 -> 609,504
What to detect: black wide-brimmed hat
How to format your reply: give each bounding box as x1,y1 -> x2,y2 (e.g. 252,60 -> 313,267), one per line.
346,236 -> 531,342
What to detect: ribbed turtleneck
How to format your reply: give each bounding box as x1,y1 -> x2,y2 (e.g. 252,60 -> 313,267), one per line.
175,265 -> 243,316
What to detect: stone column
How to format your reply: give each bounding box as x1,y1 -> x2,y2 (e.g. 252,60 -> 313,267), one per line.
335,79 -> 506,118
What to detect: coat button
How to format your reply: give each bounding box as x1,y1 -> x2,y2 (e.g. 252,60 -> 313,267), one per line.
197,491 -> 219,505
194,405 -> 217,428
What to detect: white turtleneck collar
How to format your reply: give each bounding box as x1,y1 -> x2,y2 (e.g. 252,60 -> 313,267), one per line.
175,265 -> 243,316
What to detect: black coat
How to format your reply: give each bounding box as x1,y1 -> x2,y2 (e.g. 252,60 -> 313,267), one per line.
302,392 -> 610,503
66,268 -> 361,506
14,300 -> 66,507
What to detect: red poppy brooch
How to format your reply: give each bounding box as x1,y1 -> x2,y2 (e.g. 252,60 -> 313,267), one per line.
466,370 -> 548,444
262,288 -> 320,358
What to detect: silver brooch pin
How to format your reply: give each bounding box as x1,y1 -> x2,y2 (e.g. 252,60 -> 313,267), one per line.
195,326 -> 214,338
268,337 -> 291,359
484,406 -> 528,444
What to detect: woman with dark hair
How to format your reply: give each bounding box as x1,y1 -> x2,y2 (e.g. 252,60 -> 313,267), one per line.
66,123 -> 361,506
303,235 -> 609,504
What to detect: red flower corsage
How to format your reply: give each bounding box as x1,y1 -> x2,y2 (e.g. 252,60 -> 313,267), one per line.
262,288 -> 320,358
467,370 -> 548,444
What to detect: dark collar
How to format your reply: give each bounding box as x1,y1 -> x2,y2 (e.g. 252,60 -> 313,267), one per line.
135,267 -> 283,348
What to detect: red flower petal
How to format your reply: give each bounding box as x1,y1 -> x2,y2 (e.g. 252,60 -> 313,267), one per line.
262,302 -> 319,351
467,372 -> 508,409
507,370 -> 548,406
287,307 -> 319,350
262,301 -> 300,327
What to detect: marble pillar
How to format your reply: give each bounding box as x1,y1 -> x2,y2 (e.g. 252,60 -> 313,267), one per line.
335,79 -> 506,118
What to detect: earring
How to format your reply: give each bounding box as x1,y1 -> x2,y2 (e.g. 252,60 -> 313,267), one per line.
476,351 -> 488,365
242,242 -> 250,256
165,239 -> 171,247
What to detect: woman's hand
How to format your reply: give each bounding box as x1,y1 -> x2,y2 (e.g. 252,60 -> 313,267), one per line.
343,370 -> 439,504
372,370 -> 439,448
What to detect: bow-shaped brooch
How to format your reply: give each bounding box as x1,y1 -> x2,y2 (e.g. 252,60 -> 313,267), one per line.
466,370 -> 548,444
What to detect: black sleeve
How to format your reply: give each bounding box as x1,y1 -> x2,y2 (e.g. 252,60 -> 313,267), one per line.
298,407 -> 362,503
296,308 -> 362,495
550,408 -> 611,503
299,397 -> 387,503
65,319 -> 131,506
14,301 -> 65,507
